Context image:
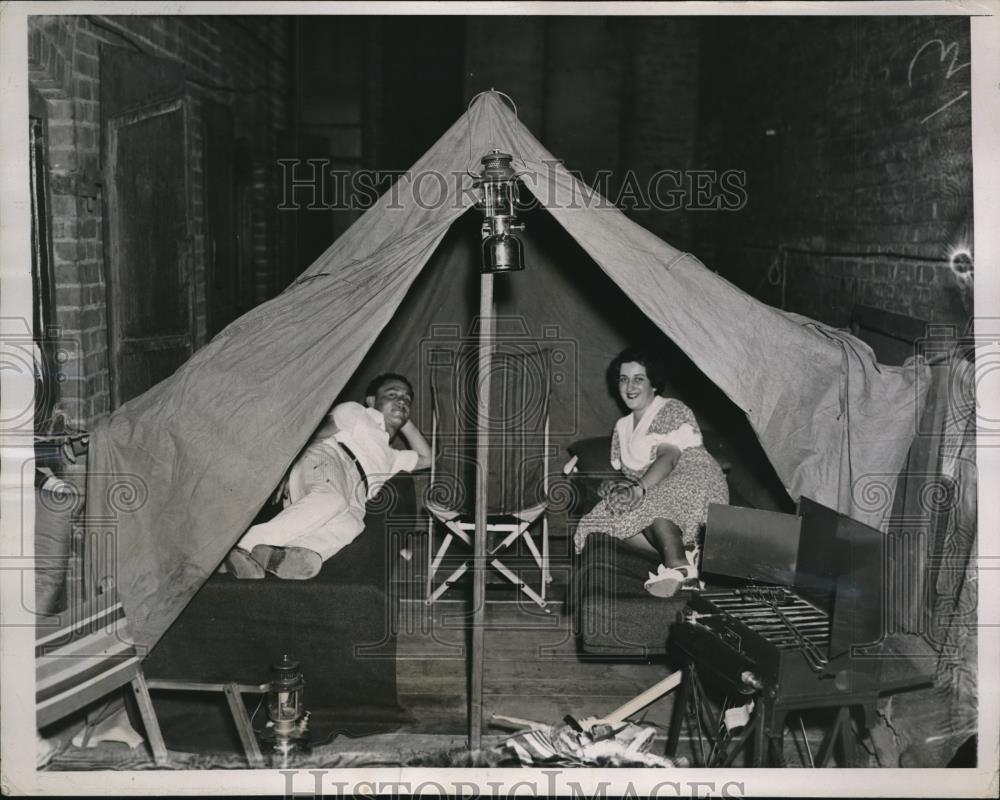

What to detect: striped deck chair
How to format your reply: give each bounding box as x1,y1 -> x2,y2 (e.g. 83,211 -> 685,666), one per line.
37,594 -> 270,767
35,595 -> 169,766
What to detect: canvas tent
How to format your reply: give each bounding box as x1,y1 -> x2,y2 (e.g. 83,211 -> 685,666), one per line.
86,92 -> 929,652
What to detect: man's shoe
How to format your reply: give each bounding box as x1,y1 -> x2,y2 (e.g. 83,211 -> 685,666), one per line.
250,545 -> 322,580
644,563 -> 699,598
225,547 -> 266,579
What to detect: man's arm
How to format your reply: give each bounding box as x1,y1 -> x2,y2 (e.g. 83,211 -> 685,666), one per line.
399,419 -> 433,470
311,417 -> 339,443
639,443 -> 682,491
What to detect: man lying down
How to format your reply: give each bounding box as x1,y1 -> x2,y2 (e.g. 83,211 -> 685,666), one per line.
224,373 -> 433,580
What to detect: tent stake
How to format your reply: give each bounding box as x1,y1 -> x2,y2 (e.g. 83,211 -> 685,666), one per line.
470,273 -> 494,750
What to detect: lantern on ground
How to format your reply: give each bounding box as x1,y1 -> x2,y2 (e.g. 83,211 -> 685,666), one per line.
261,654 -> 309,763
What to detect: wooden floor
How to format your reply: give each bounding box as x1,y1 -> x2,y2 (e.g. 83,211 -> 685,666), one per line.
42,534 -> 853,770
396,597 -> 676,735
391,535 -> 839,767
393,529 -> 676,738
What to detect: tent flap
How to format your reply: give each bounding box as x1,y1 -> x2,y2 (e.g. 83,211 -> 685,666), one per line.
87,92 -> 928,651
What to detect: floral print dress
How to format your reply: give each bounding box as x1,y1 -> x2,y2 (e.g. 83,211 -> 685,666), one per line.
574,396 -> 729,553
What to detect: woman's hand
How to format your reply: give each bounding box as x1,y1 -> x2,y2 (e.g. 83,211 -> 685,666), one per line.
603,476 -> 645,514
598,478 -> 620,500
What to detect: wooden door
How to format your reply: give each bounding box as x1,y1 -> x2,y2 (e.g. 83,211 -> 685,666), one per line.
204,101 -> 236,339
102,48 -> 193,407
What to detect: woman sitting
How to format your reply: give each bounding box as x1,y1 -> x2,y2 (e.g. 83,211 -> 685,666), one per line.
575,346 -> 729,598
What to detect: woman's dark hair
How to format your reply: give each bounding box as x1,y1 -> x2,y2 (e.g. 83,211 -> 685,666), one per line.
365,372 -> 414,399
607,346 -> 668,396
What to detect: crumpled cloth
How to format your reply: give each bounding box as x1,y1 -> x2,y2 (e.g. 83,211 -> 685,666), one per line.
503,721 -> 682,768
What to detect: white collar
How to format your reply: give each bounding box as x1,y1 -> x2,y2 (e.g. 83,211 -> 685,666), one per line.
363,406 -> 388,432
626,395 -> 666,437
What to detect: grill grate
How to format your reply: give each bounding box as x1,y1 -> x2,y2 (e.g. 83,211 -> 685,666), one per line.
702,587 -> 831,653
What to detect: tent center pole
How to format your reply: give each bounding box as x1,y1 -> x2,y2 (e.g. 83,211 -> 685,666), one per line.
470,272 -> 494,751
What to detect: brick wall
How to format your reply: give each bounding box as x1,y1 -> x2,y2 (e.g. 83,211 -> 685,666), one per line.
465,17 -> 700,249
692,16 -> 973,328
28,15 -> 293,429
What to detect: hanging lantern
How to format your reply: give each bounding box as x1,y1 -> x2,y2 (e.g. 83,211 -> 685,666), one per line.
261,654 -> 309,762
474,150 -> 526,274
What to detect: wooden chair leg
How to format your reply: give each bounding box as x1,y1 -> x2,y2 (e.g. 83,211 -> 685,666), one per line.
224,683 -> 265,767
130,671 -> 169,766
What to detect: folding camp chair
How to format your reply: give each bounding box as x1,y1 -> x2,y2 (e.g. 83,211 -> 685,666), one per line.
425,499 -> 551,608
36,593 -> 268,768
422,360 -> 555,610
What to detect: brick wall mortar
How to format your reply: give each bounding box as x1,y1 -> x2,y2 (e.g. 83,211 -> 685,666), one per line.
464,17 -> 700,249
693,17 -> 972,327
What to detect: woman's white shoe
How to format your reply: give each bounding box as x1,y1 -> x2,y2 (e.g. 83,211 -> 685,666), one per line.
644,562 -> 699,598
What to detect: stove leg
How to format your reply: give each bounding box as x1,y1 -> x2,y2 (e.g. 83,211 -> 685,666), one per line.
752,698 -> 767,766
766,708 -> 788,767
815,706 -> 850,767
842,706 -> 860,767
767,736 -> 787,767
720,711 -> 759,767
665,665 -> 692,759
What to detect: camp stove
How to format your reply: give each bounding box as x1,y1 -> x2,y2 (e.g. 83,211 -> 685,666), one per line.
676,584 -> 853,703
671,500 -> 887,705
665,500 -> 933,766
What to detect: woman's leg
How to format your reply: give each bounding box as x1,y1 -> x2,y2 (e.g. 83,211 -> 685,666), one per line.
643,518 -> 687,568
618,529 -> 661,557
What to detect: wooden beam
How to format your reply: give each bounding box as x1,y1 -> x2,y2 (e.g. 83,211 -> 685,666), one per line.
470,273 -> 494,750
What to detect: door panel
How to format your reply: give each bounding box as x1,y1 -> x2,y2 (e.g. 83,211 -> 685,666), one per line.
102,47 -> 192,408
205,101 -> 236,339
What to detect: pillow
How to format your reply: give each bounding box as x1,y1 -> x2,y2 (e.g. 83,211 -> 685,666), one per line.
566,436 -> 613,475
564,436 -> 617,516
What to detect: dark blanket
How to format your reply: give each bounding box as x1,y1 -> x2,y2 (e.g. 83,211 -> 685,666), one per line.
142,476 -> 417,753
565,436 -> 709,657
573,533 -> 687,657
